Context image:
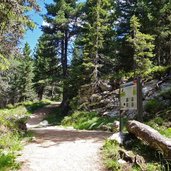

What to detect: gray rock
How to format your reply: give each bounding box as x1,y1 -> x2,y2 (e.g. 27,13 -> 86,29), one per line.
118,159 -> 127,164
112,121 -> 120,132
125,110 -> 137,119
90,94 -> 102,103
108,132 -> 125,144
160,81 -> 171,91
102,91 -> 110,95
99,82 -> 112,91
103,110 -> 119,117
39,120 -> 49,127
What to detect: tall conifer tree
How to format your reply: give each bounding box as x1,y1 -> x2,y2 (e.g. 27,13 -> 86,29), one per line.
43,0 -> 81,113
81,0 -> 116,85
34,34 -> 59,100
127,16 -> 155,75
18,43 -> 35,101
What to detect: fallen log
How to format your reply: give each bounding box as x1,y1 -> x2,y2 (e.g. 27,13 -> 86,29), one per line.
127,120 -> 171,158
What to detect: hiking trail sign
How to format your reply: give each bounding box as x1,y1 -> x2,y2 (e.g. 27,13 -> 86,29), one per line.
120,81 -> 137,110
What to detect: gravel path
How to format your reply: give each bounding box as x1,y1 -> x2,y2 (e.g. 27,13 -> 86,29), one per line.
18,104 -> 112,171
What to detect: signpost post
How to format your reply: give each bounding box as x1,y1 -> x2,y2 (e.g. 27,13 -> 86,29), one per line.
137,77 -> 143,122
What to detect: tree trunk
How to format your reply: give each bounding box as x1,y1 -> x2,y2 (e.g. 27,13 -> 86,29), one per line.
61,30 -> 69,115
38,86 -> 44,101
127,120 -> 171,158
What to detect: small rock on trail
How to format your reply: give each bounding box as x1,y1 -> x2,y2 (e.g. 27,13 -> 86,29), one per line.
18,104 -> 112,171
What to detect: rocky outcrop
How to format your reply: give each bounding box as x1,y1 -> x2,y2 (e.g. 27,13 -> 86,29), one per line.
78,81 -> 120,117
78,75 -> 171,119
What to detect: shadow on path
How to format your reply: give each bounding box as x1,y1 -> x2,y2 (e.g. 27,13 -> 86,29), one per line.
31,126 -> 112,147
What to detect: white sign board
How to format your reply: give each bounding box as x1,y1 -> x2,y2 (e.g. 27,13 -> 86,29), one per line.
120,81 -> 137,110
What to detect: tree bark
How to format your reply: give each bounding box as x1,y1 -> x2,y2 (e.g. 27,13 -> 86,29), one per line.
127,120 -> 171,158
38,86 -> 44,101
61,30 -> 69,115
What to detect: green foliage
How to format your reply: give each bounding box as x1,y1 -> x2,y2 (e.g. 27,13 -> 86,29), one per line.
147,117 -> 171,138
0,110 -> 25,170
0,0 -> 38,72
81,0 -> 116,82
144,99 -> 165,114
0,132 -> 21,170
43,0 -> 81,112
22,100 -> 51,114
159,128 -> 171,138
17,43 -> 35,101
102,140 -> 121,171
144,65 -> 171,79
127,15 -> 155,75
0,100 -> 51,128
0,54 -> 10,71
62,111 -> 115,130
102,139 -> 161,171
130,139 -> 161,171
0,152 -> 20,171
5,43 -> 36,105
34,34 -> 60,101
159,88 -> 171,100
0,100 -> 50,170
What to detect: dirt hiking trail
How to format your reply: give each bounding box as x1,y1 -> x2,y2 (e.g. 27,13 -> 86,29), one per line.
18,103 -> 112,171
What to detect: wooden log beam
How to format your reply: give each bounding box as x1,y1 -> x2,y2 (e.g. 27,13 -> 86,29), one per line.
127,120 -> 171,158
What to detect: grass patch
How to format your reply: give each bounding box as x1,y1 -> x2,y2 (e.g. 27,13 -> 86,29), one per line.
0,152 -> 20,171
18,99 -> 51,114
102,140 -> 121,171
147,118 -> 171,138
45,110 -> 118,131
62,111 -> 116,130
144,106 -> 171,138
102,139 -> 161,171
0,100 -> 51,170
0,132 -> 22,170
44,108 -> 65,126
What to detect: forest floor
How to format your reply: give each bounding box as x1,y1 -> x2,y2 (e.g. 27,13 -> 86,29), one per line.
18,103 -> 112,171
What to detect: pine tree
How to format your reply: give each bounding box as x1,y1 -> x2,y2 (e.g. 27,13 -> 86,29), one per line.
127,15 -> 155,76
18,43 -> 35,101
34,34 -> 59,100
115,0 -> 171,67
0,0 -> 38,70
143,0 -> 171,65
43,0 -> 81,113
0,0 -> 39,105
81,0 -> 116,85
67,43 -> 84,101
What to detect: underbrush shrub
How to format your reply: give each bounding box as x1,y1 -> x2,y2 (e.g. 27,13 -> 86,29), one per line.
22,100 -> 51,113
0,132 -> 22,171
159,128 -> 171,138
144,65 -> 171,79
62,111 -> 115,130
102,139 -> 161,171
0,100 -> 50,170
159,88 -> 171,100
102,140 -> 121,171
144,99 -> 165,115
69,97 -> 79,111
0,152 -> 20,171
